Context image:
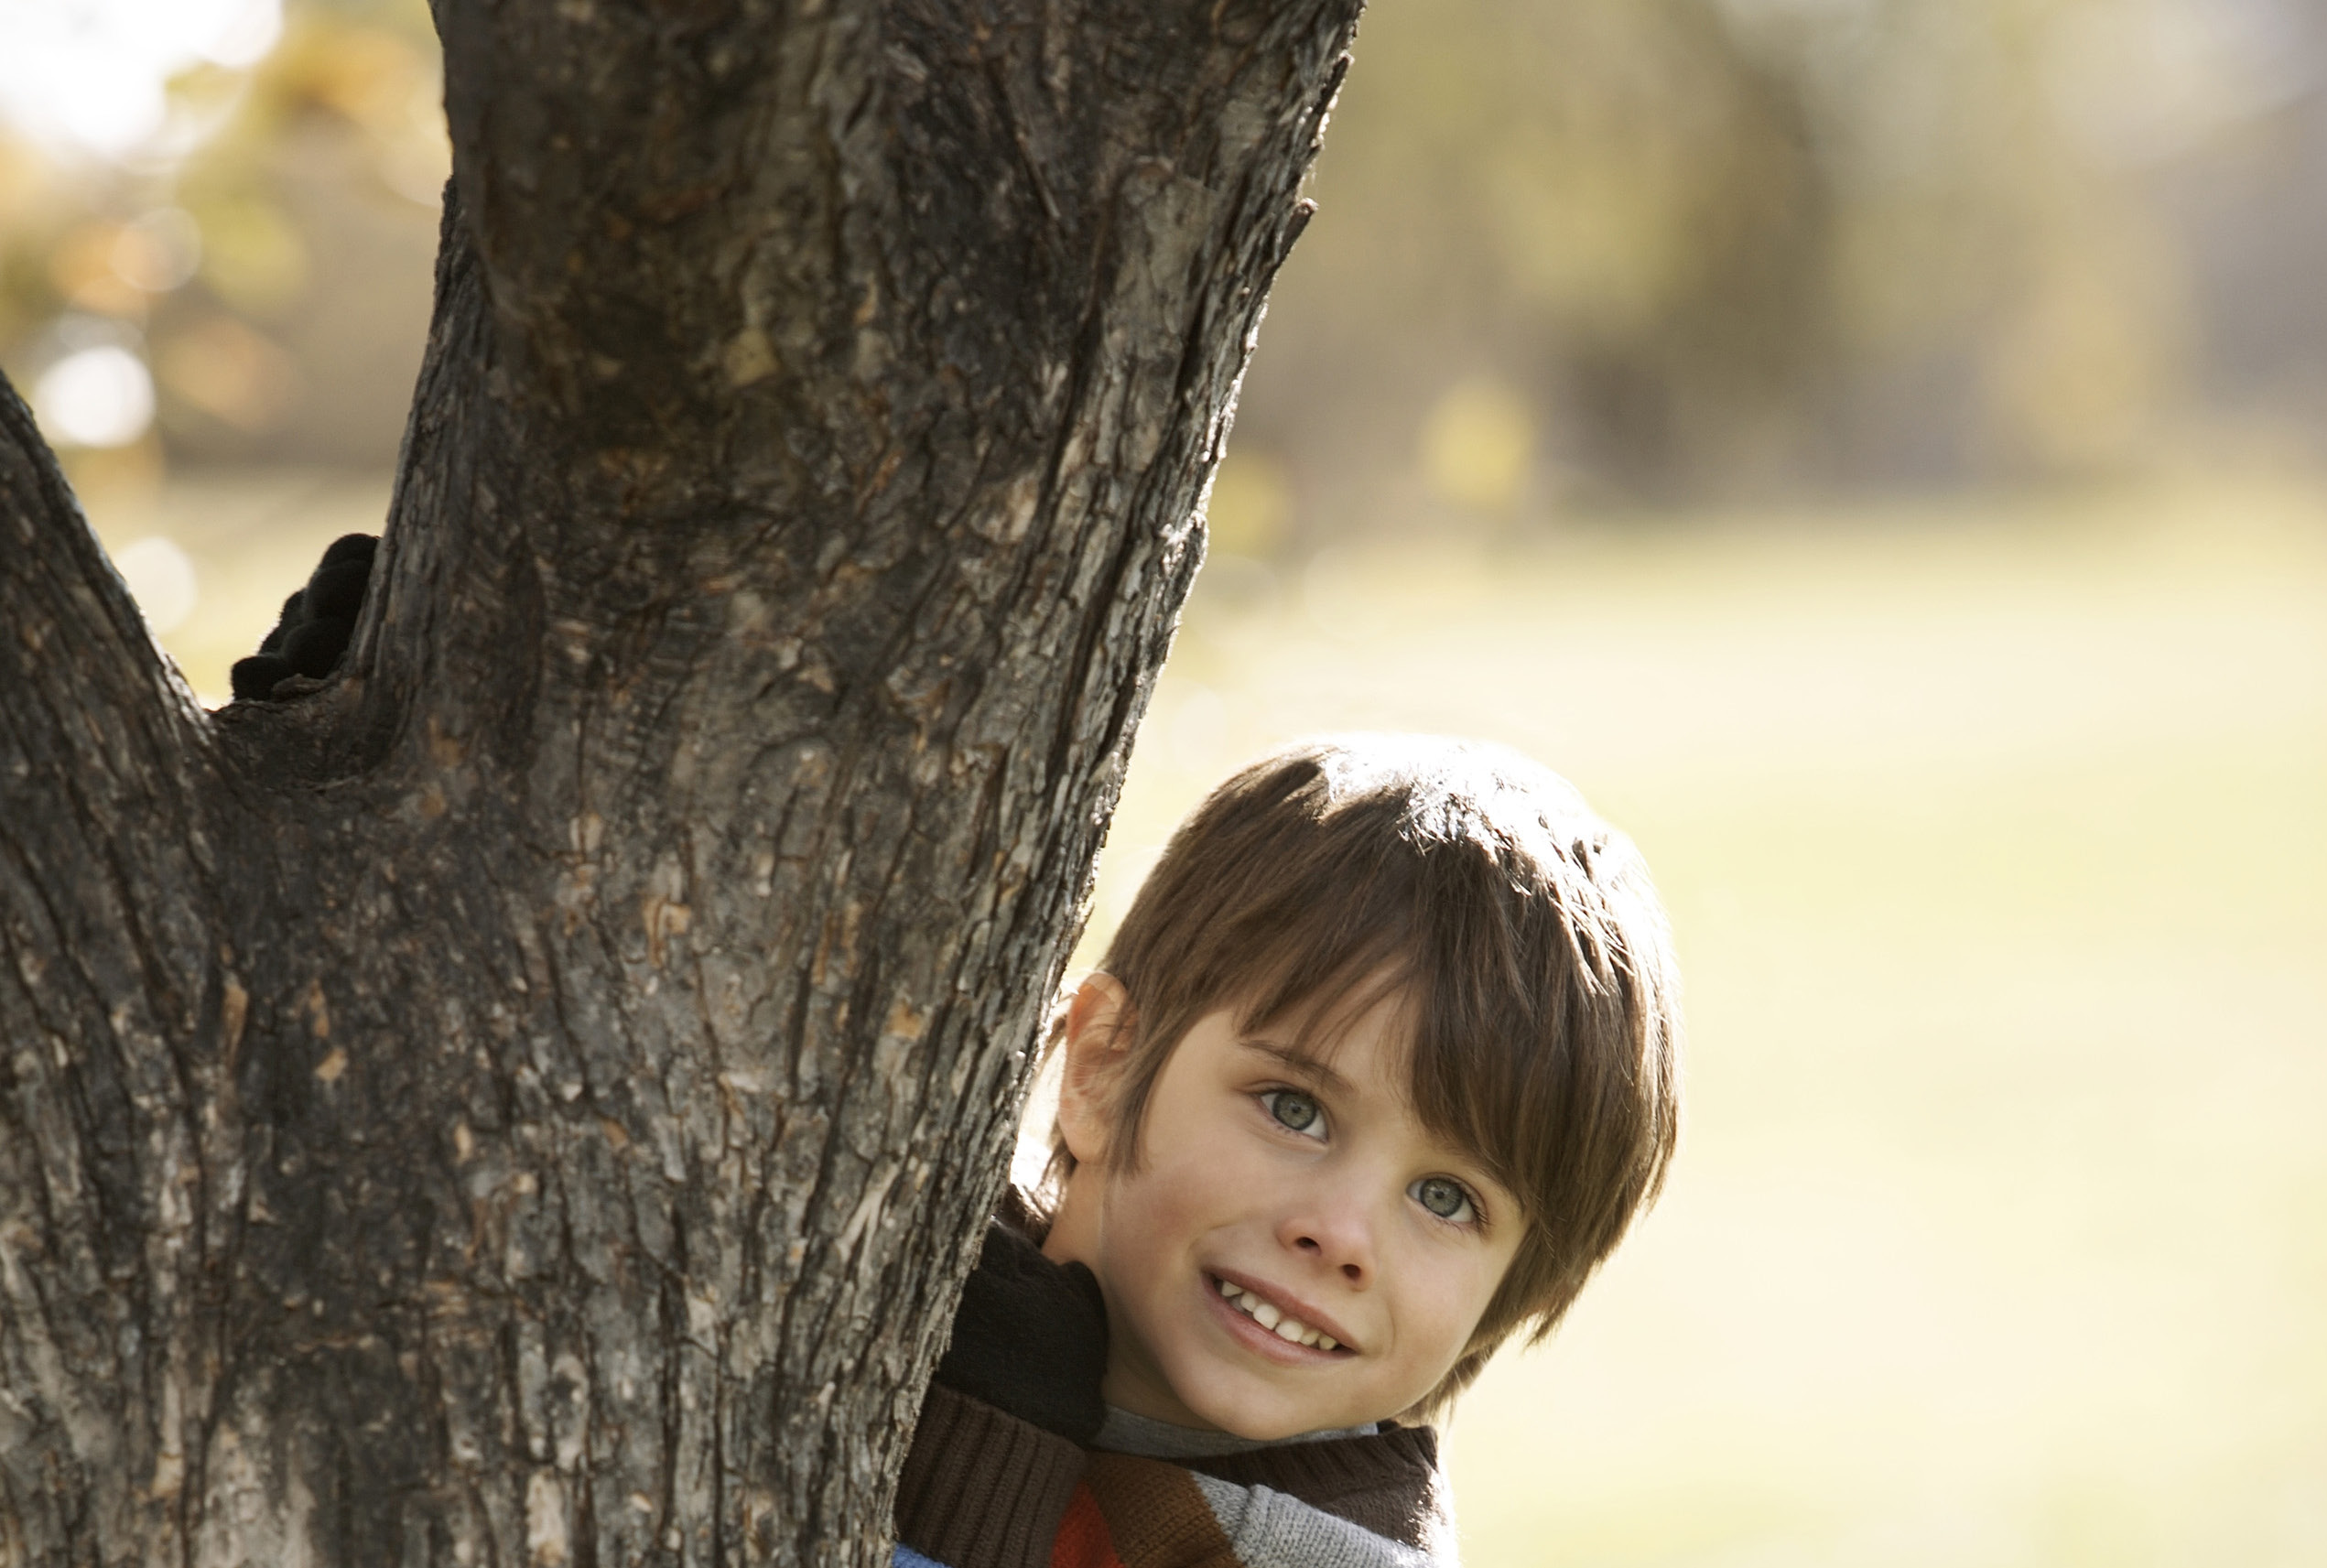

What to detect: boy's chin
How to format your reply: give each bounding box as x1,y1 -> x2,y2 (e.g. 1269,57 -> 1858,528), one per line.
1108,1367 -> 1332,1441
1173,1374 -> 1382,1443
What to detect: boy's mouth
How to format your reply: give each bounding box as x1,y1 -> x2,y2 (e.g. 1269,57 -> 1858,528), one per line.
1207,1273 -> 1353,1354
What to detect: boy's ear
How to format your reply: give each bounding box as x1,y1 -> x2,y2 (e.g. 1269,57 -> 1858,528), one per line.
1055,973 -> 1131,1168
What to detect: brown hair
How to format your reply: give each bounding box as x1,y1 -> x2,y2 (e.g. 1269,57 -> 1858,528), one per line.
1051,734 -> 1683,1411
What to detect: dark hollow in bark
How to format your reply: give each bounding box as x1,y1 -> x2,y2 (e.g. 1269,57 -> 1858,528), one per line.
0,1 -> 1361,1562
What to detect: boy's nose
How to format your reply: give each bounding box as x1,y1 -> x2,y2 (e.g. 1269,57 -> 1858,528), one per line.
1279,1202 -> 1373,1285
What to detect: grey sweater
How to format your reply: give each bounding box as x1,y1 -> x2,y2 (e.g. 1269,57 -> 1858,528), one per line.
893,1383 -> 1460,1568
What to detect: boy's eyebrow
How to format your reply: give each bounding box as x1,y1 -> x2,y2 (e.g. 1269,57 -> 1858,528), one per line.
1238,1037 -> 1354,1094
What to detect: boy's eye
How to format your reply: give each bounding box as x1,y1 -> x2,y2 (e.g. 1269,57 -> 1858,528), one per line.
1410,1175 -> 1476,1224
1260,1089 -> 1326,1138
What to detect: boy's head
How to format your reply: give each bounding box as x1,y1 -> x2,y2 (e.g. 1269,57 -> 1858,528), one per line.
1039,734 -> 1683,1439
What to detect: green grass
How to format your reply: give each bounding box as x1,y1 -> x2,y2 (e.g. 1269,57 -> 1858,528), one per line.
101,472 -> 2327,1567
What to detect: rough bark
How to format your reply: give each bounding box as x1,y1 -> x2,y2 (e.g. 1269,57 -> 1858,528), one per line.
0,2 -> 1360,1563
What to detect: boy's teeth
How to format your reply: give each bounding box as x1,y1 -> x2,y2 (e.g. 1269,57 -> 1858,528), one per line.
1216,1278 -> 1338,1350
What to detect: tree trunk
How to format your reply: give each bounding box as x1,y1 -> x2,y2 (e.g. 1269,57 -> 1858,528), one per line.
0,2 -> 1359,1563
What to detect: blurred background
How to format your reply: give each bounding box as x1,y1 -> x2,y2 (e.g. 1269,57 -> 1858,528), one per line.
5,0 -> 2322,1563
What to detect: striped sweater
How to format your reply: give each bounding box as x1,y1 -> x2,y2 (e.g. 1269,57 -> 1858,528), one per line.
893,1384 -> 1459,1568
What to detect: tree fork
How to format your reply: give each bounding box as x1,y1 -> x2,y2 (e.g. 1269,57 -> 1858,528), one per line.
0,0 -> 1362,1563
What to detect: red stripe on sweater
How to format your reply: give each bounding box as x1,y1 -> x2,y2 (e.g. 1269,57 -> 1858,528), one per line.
1050,1484 -> 1125,1568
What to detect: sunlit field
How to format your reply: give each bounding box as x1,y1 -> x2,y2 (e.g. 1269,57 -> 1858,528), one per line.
97,477 -> 2327,1568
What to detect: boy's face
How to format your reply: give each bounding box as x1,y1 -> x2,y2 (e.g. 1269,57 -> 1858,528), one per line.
1044,978 -> 1523,1440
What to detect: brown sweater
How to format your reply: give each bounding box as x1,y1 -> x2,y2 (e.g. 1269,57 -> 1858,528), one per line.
895,1384 -> 1456,1568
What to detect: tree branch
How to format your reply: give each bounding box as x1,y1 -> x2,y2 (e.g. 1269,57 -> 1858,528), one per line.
0,377 -> 242,1563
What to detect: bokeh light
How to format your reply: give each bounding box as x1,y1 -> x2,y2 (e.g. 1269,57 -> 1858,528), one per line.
111,534 -> 199,632
0,0 -> 282,158
1420,378 -> 1537,514
35,341 -> 154,446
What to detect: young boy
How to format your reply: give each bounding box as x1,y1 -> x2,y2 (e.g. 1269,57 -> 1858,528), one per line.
896,734 -> 1683,1568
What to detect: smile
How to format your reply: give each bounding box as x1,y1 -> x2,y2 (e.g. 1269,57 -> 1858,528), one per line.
1210,1274 -> 1348,1353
